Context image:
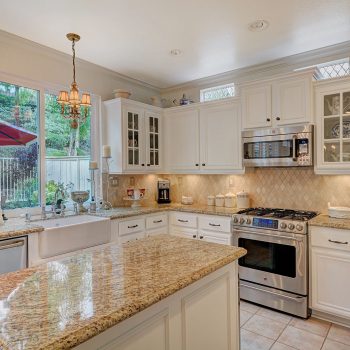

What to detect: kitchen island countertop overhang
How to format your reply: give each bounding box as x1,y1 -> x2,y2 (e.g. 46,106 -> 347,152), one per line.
0,234 -> 246,350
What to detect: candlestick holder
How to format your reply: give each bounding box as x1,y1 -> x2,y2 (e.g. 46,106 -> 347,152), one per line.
101,156 -> 113,210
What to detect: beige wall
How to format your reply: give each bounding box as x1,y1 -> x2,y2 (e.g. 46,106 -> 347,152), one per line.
106,169 -> 350,213
0,30 -> 160,103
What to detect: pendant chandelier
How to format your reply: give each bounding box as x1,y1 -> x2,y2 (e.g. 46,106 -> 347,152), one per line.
57,33 -> 91,129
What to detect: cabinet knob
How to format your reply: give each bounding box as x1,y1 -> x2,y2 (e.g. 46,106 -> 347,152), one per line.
147,164 -> 150,166
202,163 -> 206,166
267,118 -> 271,122
276,117 -> 281,121
141,164 -> 145,166
199,235 -> 204,239
192,234 -> 196,238
195,163 -> 199,166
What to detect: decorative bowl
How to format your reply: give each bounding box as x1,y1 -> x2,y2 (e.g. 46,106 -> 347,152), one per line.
113,89 -> 131,99
71,191 -> 89,213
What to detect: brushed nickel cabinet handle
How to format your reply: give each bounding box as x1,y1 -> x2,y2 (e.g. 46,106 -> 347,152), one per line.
128,224 -> 138,229
209,223 -> 220,227
153,220 -> 163,223
178,219 -> 189,223
328,239 -> 348,245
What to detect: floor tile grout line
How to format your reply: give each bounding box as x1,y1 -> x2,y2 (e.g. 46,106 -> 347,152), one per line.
320,322 -> 332,350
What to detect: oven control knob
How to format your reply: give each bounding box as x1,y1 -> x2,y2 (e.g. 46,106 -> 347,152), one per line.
280,222 -> 287,229
246,218 -> 252,225
239,218 -> 245,224
288,223 -> 295,230
233,216 -> 239,223
296,224 -> 303,231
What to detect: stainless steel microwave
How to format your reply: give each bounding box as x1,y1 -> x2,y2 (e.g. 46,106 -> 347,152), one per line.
242,124 -> 314,167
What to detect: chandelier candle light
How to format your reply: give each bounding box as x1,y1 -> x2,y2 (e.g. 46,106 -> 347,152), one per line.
57,33 -> 91,129
89,161 -> 98,213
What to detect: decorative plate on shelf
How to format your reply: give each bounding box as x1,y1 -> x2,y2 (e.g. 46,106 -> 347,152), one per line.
331,121 -> 350,138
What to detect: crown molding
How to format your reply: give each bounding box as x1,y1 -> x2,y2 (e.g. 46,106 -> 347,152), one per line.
0,29 -> 160,93
161,40 -> 350,93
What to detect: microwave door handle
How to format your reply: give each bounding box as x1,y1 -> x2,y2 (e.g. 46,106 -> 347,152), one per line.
292,135 -> 297,161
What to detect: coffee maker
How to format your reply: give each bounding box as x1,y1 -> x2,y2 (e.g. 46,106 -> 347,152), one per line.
157,179 -> 171,204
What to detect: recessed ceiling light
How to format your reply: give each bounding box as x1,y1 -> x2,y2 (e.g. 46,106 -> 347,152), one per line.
170,49 -> 182,56
248,20 -> 269,32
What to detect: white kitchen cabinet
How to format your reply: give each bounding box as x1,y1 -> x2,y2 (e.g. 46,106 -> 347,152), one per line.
164,107 -> 200,171
164,98 -> 243,173
199,100 -> 242,170
103,98 -> 162,173
242,71 -> 313,130
314,76 -> 350,174
310,226 -> 350,319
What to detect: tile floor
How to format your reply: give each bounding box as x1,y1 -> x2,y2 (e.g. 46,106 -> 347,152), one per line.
240,300 -> 350,350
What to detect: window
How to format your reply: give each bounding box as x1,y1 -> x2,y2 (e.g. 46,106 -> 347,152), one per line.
45,93 -> 91,205
200,83 -> 235,102
0,81 -> 39,209
0,76 -> 97,212
316,58 -> 350,80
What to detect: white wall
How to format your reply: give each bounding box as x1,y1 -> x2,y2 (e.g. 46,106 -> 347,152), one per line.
0,30 -> 160,102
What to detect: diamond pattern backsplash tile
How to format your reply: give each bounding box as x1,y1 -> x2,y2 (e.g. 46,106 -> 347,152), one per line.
105,169 -> 350,213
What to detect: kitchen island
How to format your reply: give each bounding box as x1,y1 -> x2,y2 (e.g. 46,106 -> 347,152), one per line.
0,234 -> 246,350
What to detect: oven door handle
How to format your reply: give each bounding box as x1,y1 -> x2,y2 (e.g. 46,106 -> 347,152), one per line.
240,283 -> 305,303
233,229 -> 304,242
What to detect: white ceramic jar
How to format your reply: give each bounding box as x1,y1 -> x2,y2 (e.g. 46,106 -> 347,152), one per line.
215,194 -> 225,207
225,192 -> 236,208
236,191 -> 250,209
207,195 -> 215,206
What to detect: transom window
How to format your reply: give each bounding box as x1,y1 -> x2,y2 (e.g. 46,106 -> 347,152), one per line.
316,58 -> 350,80
200,83 -> 235,102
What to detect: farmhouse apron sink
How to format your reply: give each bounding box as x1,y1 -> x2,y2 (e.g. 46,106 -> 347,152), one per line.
37,215 -> 111,259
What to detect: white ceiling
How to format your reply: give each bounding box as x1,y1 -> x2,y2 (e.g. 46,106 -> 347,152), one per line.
1,0 -> 350,88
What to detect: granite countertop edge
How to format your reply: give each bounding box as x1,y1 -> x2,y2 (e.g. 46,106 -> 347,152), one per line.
309,214 -> 350,230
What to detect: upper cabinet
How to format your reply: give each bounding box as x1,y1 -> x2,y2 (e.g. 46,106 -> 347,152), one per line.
164,98 -> 243,174
103,98 -> 162,173
315,76 -> 350,174
242,72 -> 313,129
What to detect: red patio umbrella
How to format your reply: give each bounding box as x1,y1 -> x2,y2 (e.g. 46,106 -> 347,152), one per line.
0,120 -> 37,146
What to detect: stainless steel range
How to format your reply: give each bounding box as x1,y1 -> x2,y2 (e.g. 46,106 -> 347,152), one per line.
232,207 -> 317,318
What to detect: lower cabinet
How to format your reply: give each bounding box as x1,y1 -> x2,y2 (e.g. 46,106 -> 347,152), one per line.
310,226 -> 350,319
74,262 -> 240,350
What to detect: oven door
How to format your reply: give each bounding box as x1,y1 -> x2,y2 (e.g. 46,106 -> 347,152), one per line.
232,227 -> 307,295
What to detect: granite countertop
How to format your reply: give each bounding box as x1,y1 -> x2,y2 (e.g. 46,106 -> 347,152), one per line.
0,221 -> 43,240
94,203 -> 240,220
0,235 -> 246,350
309,214 -> 350,230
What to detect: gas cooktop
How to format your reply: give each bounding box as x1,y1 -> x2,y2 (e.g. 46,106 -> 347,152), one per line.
237,207 -> 317,221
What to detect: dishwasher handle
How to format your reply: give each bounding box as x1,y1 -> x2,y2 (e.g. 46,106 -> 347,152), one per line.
0,239 -> 25,251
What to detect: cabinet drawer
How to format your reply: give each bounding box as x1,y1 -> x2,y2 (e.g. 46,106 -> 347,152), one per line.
170,212 -> 197,228
119,218 -> 145,236
119,231 -> 145,244
146,214 -> 168,230
171,227 -> 198,239
311,226 -> 350,252
198,215 -> 231,233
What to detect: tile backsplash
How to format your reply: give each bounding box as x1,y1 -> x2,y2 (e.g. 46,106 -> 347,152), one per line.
105,169 -> 350,213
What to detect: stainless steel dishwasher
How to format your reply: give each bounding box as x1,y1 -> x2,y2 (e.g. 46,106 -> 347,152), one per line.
0,236 -> 27,274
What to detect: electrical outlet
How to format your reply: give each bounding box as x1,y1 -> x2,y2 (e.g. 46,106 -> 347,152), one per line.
177,176 -> 183,186
111,177 -> 119,187
229,176 -> 234,187
129,176 -> 135,187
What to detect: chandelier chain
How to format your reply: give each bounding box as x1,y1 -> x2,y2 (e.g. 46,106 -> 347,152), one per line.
72,39 -> 76,84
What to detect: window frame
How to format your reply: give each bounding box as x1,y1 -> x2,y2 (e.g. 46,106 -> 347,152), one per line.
200,83 -> 235,102
0,72 -> 101,217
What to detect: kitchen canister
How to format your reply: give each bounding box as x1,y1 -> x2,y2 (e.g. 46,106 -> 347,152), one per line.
215,194 -> 225,207
225,192 -> 236,208
207,195 -> 215,206
236,190 -> 250,209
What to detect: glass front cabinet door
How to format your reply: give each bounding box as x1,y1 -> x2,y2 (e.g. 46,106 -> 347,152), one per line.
316,79 -> 350,173
145,112 -> 161,170
125,108 -> 144,170
123,108 -> 161,172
